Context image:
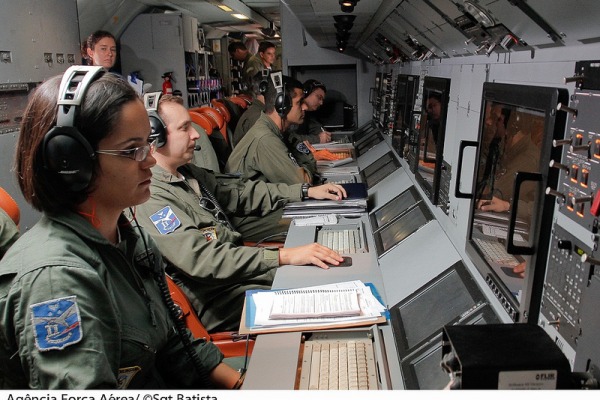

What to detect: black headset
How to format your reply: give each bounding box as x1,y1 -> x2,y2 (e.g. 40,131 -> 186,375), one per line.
41,66 -> 105,192
258,69 -> 270,95
303,79 -> 326,97
144,92 -> 167,148
271,71 -> 291,117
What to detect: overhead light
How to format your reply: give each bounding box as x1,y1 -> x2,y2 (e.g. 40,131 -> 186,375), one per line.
339,0 -> 359,13
463,1 -> 495,27
232,13 -> 249,20
217,5 -> 233,12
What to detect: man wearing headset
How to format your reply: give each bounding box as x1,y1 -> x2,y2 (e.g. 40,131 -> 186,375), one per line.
134,94 -> 346,333
289,79 -> 332,144
225,74 -> 314,185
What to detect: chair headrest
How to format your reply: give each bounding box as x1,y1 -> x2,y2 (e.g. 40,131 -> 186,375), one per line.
0,187 -> 20,225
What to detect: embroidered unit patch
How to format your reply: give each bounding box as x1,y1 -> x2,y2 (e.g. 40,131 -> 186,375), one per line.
199,226 -> 218,241
296,142 -> 311,154
150,206 -> 181,235
30,296 -> 83,351
117,366 -> 142,389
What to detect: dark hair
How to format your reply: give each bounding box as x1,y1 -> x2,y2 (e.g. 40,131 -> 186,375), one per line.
303,79 -> 327,96
82,30 -> 116,63
264,75 -> 303,114
16,72 -> 139,213
258,41 -> 276,54
228,41 -> 247,55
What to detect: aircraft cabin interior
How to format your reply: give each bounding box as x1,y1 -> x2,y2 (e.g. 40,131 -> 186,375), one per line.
2,0 -> 600,391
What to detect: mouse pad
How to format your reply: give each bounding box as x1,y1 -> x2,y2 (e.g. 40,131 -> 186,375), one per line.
328,256 -> 352,267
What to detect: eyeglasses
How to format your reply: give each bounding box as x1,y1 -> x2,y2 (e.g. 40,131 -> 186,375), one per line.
96,139 -> 156,162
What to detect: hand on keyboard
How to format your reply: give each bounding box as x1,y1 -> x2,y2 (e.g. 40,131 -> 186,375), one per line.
279,243 -> 344,270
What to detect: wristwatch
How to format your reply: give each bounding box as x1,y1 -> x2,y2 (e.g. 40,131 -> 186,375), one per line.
301,183 -> 311,200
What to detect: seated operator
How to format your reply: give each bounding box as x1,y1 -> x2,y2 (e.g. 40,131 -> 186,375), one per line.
225,74 -> 315,185
289,79 -> 332,144
134,94 -> 346,332
232,71 -> 267,148
0,68 -> 242,389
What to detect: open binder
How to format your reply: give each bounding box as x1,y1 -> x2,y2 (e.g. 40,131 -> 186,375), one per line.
239,280 -> 388,335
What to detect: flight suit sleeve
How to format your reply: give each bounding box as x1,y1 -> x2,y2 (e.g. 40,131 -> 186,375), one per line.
6,265 -> 121,388
135,188 -> 280,284
0,209 -> 19,260
206,172 -> 303,217
157,325 -> 224,387
254,135 -> 312,184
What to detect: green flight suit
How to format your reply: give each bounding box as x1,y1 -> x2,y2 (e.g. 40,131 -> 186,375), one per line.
232,99 -> 264,148
242,53 -> 264,86
0,212 -> 222,389
134,163 -> 303,332
225,113 -> 312,185
0,209 -> 19,260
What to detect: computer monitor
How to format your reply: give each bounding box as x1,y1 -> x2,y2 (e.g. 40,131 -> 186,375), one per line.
414,77 -> 451,204
369,186 -> 422,230
389,261 -> 500,388
392,74 -> 420,155
373,201 -> 433,258
359,151 -> 401,189
465,82 -> 568,322
355,129 -> 384,157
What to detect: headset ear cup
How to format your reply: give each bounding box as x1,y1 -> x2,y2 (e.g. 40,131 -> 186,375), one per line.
148,112 -> 167,147
259,80 -> 268,95
42,126 -> 95,192
275,93 -> 292,117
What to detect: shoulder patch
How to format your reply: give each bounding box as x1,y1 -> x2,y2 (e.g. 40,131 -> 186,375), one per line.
199,227 -> 218,241
117,366 -> 142,389
30,296 -> 83,352
296,142 -> 311,155
149,206 -> 181,235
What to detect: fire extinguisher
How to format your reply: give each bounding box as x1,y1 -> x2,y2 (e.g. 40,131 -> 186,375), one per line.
162,72 -> 173,95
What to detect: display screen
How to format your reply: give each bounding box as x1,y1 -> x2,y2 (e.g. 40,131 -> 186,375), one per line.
414,77 -> 451,205
390,262 -> 499,359
355,130 -> 384,156
465,82 -> 568,322
369,186 -> 421,230
373,201 -> 433,257
360,152 -> 401,189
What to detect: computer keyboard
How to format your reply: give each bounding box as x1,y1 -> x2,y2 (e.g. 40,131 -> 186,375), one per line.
317,228 -> 362,254
298,339 -> 378,390
473,237 -> 520,267
329,179 -> 355,184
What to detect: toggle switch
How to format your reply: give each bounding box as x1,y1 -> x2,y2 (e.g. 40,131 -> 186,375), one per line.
581,253 -> 600,265
549,159 -> 570,173
572,194 -> 593,206
557,102 -> 578,117
570,143 -> 590,154
545,187 -> 566,202
563,74 -> 585,84
553,138 -> 572,147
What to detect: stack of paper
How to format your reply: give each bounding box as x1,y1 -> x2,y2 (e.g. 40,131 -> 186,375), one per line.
240,280 -> 388,334
282,183 -> 368,218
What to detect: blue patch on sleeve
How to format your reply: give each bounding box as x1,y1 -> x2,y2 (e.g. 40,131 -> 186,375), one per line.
296,142 -> 311,155
150,206 -> 181,235
30,296 -> 83,352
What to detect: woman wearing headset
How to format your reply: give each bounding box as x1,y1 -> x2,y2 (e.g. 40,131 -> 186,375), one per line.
0,67 -> 242,389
